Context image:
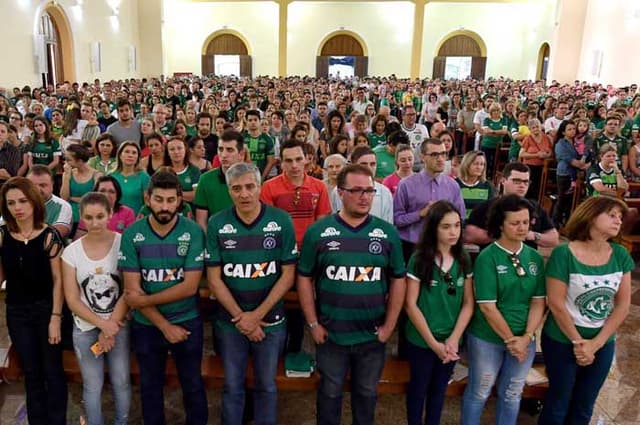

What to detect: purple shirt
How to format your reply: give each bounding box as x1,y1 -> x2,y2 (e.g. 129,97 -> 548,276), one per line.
393,170 -> 466,243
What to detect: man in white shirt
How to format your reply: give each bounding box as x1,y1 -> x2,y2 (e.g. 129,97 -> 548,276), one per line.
330,146 -> 394,223
543,100 -> 569,139
400,104 -> 429,171
351,87 -> 373,115
473,96 -> 494,151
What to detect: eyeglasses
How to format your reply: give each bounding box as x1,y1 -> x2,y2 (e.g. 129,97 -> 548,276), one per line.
509,254 -> 527,277
442,271 -> 456,296
509,178 -> 530,185
426,151 -> 448,158
339,187 -> 377,197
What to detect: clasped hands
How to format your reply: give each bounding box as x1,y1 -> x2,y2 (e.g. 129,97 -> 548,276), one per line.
504,335 -> 531,363
572,339 -> 600,366
232,311 -> 270,342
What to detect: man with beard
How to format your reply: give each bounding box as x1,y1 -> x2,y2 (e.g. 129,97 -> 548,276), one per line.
119,171 -> 208,425
107,99 -> 141,146
197,111 -> 219,162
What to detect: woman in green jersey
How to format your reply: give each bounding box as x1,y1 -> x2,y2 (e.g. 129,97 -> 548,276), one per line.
27,116 -> 60,171
455,150 -> 495,219
461,194 -> 546,425
110,141 -> 150,215
405,200 -> 474,425
539,197 -> 632,425
164,136 -> 200,203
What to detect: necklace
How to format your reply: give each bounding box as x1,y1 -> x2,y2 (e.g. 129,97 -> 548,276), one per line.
18,227 -> 34,245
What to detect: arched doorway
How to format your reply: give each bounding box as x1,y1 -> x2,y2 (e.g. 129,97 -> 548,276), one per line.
38,3 -> 75,86
432,31 -> 487,80
536,42 -> 550,81
201,31 -> 252,77
316,31 -> 369,78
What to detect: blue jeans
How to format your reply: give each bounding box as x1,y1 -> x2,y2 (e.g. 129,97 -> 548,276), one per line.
6,300 -> 67,425
132,317 -> 208,425
316,339 -> 386,425
461,333 -> 535,425
538,333 -> 615,425
481,145 -> 496,181
73,324 -> 131,425
217,326 -> 286,425
406,342 -> 456,425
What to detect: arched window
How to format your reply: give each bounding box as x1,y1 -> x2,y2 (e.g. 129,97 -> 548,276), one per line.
316,31 -> 368,78
432,32 -> 487,80
201,32 -> 252,77
537,43 -> 550,81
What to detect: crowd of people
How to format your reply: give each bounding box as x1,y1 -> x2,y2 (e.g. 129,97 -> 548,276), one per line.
0,74 -> 637,425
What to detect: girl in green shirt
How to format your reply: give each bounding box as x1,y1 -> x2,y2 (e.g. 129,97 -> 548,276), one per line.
28,117 -> 60,171
405,201 -> 474,425
164,137 -> 200,204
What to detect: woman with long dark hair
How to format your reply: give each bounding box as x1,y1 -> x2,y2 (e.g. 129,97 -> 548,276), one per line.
0,177 -> 67,424
405,200 -> 474,425
319,110 -> 346,161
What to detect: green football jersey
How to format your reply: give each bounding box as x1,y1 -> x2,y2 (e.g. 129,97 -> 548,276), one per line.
595,133 -> 628,169
368,133 -> 386,149
543,243 -> 633,344
481,117 -> 507,149
586,163 -> 617,196
30,139 -> 61,165
245,133 -> 274,173
373,145 -> 396,179
118,216 -> 205,325
456,178 -> 495,219
193,168 -> 233,217
297,214 -> 406,346
176,164 -> 201,193
405,253 -> 472,345
206,204 -> 298,333
468,242 -> 545,344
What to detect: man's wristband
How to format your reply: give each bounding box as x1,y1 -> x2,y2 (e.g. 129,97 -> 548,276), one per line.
307,321 -> 319,329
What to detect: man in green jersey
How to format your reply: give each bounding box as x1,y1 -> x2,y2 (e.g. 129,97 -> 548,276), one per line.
297,164 -> 406,425
207,162 -> 297,425
245,110 -> 276,180
119,171 -> 208,425
195,129 -> 246,232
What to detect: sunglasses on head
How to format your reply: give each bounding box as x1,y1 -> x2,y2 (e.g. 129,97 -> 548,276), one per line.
509,254 -> 527,277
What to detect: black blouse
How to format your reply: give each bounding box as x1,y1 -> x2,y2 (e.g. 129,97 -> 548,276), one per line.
0,225 -> 64,305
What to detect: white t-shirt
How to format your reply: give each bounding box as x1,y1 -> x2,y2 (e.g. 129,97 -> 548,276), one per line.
61,233 -> 122,331
544,116 -> 564,134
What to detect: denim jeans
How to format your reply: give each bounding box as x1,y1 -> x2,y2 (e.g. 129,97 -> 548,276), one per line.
217,326 -> 286,425
406,342 -> 457,425
481,145 -> 496,182
316,339 -> 386,425
132,317 -> 208,425
6,300 -> 67,425
461,333 -> 535,425
538,333 -> 615,425
73,324 -> 131,425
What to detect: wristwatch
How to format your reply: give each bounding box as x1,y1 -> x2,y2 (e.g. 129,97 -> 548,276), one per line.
525,332 -> 535,342
534,232 -> 541,242
307,321 -> 319,329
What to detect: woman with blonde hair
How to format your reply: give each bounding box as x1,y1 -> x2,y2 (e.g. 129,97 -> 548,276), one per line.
455,150 -> 495,219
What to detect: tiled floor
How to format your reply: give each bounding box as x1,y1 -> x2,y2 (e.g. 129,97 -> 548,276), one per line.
0,265 -> 638,424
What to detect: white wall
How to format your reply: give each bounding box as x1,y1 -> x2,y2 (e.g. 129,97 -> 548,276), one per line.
576,0 -> 640,86
0,0 -> 140,87
420,1 -> 556,80
162,0 -> 279,77
287,1 -> 415,77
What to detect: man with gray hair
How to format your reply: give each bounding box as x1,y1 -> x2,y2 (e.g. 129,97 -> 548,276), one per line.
206,162 -> 297,425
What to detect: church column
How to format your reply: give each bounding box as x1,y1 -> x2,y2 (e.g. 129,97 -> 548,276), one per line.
278,0 -> 289,77
410,0 -> 426,79
547,0 -> 588,83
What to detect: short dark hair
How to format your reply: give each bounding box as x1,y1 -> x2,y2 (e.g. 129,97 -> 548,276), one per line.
246,109 -> 261,120
502,162 -> 530,179
387,130 -> 409,147
117,99 -> 131,110
280,139 -> 305,155
147,170 -> 182,197
420,137 -> 444,155
27,164 -> 53,179
220,129 -> 244,151
336,164 -> 373,189
350,146 -> 374,163
486,194 -> 534,239
197,111 -> 212,124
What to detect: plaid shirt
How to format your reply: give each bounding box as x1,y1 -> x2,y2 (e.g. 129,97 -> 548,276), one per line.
0,142 -> 21,178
